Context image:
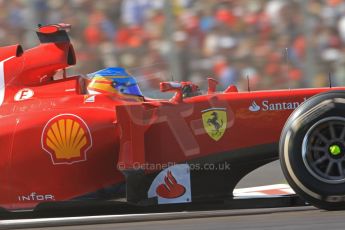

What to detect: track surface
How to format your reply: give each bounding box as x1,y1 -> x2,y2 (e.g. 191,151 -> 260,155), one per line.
13,207 -> 345,230
237,160 -> 285,188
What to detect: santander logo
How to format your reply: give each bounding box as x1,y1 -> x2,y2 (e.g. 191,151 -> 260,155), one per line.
156,171 -> 186,199
249,98 -> 307,112
249,101 -> 260,112
148,164 -> 191,204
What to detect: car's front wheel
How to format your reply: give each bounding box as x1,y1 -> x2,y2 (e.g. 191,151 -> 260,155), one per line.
280,91 -> 345,210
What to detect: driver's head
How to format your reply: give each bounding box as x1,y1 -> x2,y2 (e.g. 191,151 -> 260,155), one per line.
87,67 -> 143,101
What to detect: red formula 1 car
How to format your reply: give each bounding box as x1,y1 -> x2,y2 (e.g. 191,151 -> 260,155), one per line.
0,23 -> 344,212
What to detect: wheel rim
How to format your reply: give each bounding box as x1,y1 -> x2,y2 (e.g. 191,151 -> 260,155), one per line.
302,117 -> 345,184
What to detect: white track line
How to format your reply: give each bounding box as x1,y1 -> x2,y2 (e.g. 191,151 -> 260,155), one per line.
234,184 -> 295,196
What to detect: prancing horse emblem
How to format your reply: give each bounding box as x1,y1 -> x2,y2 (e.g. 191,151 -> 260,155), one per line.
202,108 -> 227,141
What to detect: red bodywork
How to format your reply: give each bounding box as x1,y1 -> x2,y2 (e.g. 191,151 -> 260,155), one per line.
1,24 -> 344,211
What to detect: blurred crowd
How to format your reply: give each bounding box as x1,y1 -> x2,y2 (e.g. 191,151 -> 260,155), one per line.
1,0 -> 345,95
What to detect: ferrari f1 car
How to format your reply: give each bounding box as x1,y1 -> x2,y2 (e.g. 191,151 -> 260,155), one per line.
1,23 -> 345,212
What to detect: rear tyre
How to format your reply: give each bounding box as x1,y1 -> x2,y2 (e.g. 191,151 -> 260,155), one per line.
280,91 -> 345,210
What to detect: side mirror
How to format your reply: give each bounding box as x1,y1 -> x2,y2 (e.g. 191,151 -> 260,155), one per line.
160,82 -> 183,103
207,78 -> 218,94
224,84 -> 238,93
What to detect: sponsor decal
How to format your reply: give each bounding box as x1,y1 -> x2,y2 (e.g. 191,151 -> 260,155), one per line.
41,114 -> 92,165
148,164 -> 191,204
14,88 -> 34,101
248,98 -> 307,112
249,101 -> 260,112
18,192 -> 55,202
84,95 -> 95,103
202,108 -> 227,141
156,171 -> 186,198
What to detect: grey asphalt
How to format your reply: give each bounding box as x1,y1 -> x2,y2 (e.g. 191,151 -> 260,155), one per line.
10,207 -> 345,230
236,160 -> 285,188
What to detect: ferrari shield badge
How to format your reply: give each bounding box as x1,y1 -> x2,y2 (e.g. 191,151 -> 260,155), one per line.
202,108 -> 227,141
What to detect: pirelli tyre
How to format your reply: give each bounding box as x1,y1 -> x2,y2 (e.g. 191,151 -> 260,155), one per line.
280,91 -> 345,210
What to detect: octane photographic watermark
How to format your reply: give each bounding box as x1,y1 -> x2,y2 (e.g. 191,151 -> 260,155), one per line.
189,162 -> 231,171
117,162 -> 231,171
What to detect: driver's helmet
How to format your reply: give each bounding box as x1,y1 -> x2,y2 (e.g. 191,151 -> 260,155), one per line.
86,67 -> 143,101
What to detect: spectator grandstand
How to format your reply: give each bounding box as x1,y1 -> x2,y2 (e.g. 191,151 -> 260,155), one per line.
1,0 -> 345,95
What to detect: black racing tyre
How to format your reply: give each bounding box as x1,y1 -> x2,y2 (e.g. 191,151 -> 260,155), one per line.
280,90 -> 345,210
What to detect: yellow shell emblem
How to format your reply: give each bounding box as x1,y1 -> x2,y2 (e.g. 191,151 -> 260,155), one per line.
42,114 -> 92,164
202,108 -> 227,141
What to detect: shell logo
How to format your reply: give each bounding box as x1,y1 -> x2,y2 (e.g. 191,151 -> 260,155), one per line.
41,114 -> 92,164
